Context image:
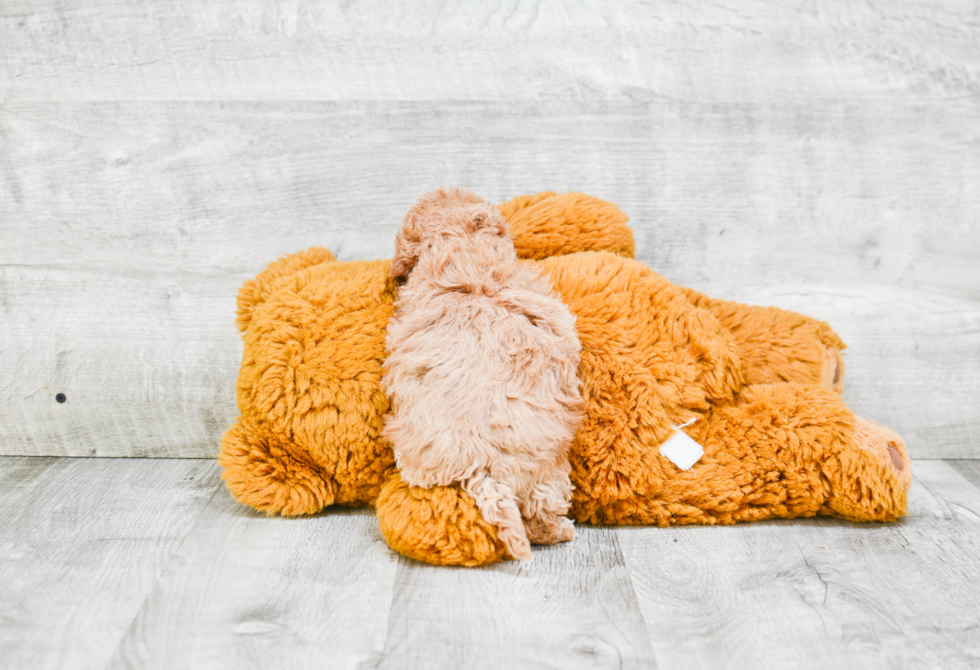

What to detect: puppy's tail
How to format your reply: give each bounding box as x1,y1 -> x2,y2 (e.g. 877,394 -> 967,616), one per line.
463,472 -> 532,563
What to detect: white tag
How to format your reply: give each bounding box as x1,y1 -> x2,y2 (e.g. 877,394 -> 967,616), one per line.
659,418 -> 704,470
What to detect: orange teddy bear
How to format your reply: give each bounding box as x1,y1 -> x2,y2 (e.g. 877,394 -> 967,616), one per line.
219,191 -> 912,566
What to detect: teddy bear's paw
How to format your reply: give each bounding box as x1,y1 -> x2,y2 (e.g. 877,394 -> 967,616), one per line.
219,421 -> 335,516
853,416 -> 913,491
821,343 -> 846,394
375,474 -> 508,567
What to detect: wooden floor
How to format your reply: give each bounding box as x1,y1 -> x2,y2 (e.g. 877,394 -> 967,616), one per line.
0,456 -> 978,670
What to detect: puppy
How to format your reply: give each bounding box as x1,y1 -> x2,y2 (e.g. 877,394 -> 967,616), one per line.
382,188 -> 583,562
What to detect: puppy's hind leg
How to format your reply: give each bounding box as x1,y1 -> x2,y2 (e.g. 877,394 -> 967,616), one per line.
525,513 -> 575,545
463,472 -> 533,563
523,473 -> 576,546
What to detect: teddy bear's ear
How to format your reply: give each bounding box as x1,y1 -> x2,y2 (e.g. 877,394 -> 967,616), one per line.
498,191 -> 634,260
236,247 -> 335,334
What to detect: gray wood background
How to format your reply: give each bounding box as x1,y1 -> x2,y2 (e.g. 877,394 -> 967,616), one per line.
1,0 -> 978,459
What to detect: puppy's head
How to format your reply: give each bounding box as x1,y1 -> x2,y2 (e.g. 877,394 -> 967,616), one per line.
390,187 -> 509,281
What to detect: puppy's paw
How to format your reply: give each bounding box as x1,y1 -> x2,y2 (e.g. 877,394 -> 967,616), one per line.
525,515 -> 576,545
555,517 -> 576,543
502,531 -> 534,563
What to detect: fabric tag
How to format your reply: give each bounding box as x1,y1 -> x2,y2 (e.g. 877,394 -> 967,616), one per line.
659,418 -> 704,470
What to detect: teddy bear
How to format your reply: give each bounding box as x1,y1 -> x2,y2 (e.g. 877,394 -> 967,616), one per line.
219,191 -> 912,567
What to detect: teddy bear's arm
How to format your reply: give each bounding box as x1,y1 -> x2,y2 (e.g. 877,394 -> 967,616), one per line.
219,420 -> 336,516
680,287 -> 846,392
375,472 -> 509,566
235,246 -> 336,334
499,192 -> 635,260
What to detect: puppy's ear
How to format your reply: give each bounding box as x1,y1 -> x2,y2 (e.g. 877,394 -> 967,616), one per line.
391,210 -> 424,281
469,204 -> 509,238
391,229 -> 420,281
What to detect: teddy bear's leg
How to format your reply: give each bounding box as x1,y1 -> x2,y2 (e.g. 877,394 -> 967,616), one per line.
821,415 -> 912,522
682,288 -> 846,393
375,473 -> 509,566
219,419 -> 335,516
667,383 -> 911,524
498,192 -> 635,260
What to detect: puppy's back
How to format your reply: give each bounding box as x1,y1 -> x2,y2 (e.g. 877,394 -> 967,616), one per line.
383,188 -> 583,561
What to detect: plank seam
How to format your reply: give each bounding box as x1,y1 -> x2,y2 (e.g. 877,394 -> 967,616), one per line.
98,472 -> 224,670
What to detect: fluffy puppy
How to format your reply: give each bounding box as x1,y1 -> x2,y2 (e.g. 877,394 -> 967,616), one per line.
382,188 -> 583,562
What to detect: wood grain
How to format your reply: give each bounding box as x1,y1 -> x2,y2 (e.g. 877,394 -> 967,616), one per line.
950,460 -> 980,490
1,100 -> 977,457
619,460 -> 980,670
376,526 -> 656,670
0,455 -> 60,501
4,458 -> 978,669
0,457 -> 221,670
0,264 -> 243,458
104,486 -> 400,670
1,0 -> 978,103
2,101 -> 979,292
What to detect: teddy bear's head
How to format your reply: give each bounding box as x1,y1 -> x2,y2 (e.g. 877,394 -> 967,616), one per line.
227,255 -> 397,512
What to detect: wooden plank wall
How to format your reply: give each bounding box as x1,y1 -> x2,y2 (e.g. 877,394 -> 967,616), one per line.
1,0 -> 978,458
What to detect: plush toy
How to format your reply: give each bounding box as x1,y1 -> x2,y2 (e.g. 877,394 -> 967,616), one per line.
219,191 -> 912,567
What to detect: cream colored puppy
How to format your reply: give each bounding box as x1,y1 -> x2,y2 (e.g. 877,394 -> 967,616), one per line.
382,188 -> 583,562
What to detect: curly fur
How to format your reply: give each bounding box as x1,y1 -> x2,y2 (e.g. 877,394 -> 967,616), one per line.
382,188 -> 584,561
